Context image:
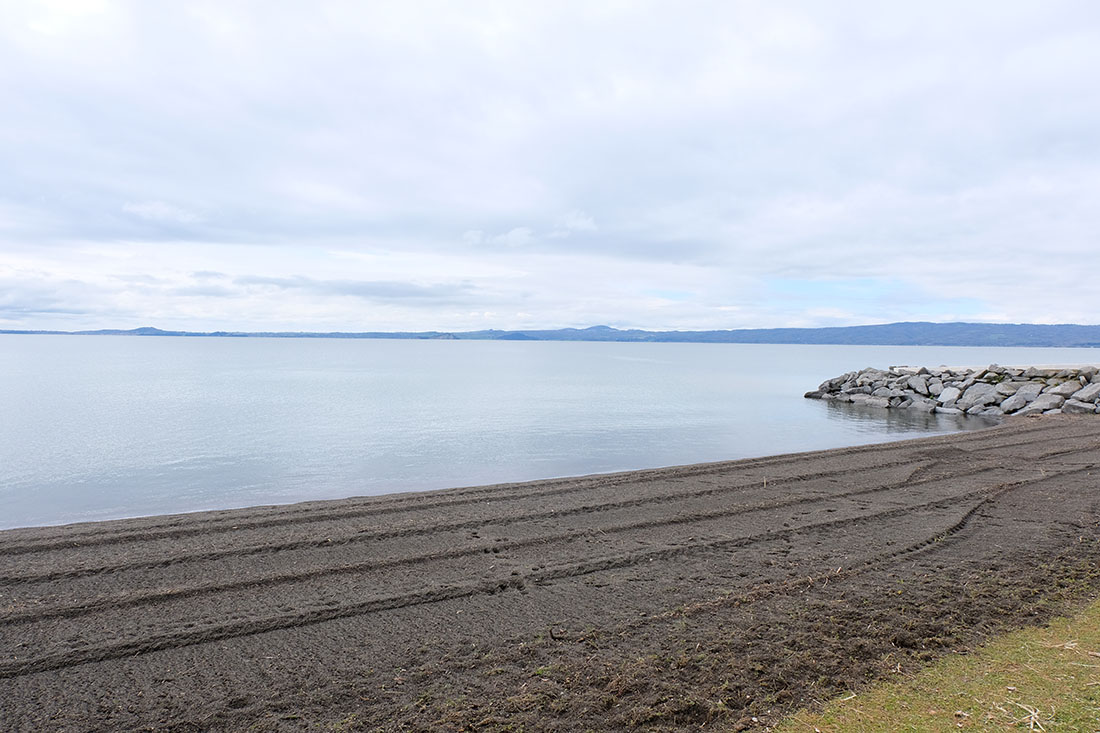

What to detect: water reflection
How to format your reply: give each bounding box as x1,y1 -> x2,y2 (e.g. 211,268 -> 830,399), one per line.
816,398 -> 1001,435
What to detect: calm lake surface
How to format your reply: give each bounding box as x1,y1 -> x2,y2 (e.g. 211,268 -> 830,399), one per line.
3,335 -> 1100,529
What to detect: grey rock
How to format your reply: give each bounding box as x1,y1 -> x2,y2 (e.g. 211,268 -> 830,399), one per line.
955,383 -> 1001,411
1070,383 -> 1100,403
1000,392 -> 1032,413
1015,382 -> 1044,400
906,375 -> 930,395
934,406 -> 963,415
1043,409 -> 1063,415
1046,381 -> 1083,397
1028,393 -> 1066,412
937,386 -> 962,405
810,365 -> 1100,416
1001,383 -> 1045,413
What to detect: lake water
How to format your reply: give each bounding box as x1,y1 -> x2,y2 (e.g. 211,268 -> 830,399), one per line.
3,335 -> 1100,529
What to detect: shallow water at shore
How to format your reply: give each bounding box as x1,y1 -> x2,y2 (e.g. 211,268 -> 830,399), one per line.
2,336 -> 1098,529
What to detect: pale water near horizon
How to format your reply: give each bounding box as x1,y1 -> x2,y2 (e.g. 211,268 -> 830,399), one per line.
3,335 -> 1100,530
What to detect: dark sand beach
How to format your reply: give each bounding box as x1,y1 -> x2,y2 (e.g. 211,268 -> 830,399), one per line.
2,414 -> 1099,731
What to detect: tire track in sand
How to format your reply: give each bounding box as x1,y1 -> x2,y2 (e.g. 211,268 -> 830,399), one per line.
1,465 -> 1087,680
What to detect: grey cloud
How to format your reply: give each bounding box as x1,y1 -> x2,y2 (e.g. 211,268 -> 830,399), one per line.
0,277 -> 105,325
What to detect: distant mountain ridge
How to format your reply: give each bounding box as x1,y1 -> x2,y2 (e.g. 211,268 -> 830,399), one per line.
4,322 -> 1100,347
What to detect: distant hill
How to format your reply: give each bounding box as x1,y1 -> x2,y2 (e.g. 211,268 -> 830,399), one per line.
4,321 -> 1100,347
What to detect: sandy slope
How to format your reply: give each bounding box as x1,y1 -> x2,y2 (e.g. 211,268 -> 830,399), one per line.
1,414 -> 1099,731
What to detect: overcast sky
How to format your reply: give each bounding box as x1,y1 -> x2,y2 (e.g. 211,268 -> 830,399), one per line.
2,1 -> 1098,332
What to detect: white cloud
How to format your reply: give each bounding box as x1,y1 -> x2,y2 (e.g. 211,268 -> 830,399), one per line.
490,227 -> 535,248
549,209 -> 597,238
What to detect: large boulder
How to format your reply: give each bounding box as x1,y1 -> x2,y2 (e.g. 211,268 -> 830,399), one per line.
1000,392 -> 1031,413
1016,382 -> 1044,400
955,383 -> 1001,412
1000,383 -> 1043,412
937,386 -> 962,406
1063,399 -> 1096,414
1070,382 -> 1100,403
1046,381 -> 1084,397
1016,393 -> 1066,416
906,375 -> 930,396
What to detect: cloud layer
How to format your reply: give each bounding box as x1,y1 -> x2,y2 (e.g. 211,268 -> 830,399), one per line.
2,1 -> 1098,330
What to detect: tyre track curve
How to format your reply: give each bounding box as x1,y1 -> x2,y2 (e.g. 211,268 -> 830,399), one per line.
2,465 -> 1083,681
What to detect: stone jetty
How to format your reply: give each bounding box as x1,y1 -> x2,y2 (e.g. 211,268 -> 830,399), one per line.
806,364 -> 1100,416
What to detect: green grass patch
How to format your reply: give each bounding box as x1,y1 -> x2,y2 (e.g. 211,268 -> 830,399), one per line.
775,597 -> 1100,732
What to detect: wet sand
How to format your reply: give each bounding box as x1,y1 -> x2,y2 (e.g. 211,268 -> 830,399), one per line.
2,414 -> 1099,731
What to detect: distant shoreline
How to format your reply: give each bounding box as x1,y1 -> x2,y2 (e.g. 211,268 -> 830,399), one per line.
4,321 -> 1100,347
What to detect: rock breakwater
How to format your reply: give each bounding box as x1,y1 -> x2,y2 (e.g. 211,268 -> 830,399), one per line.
806,364 -> 1100,416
